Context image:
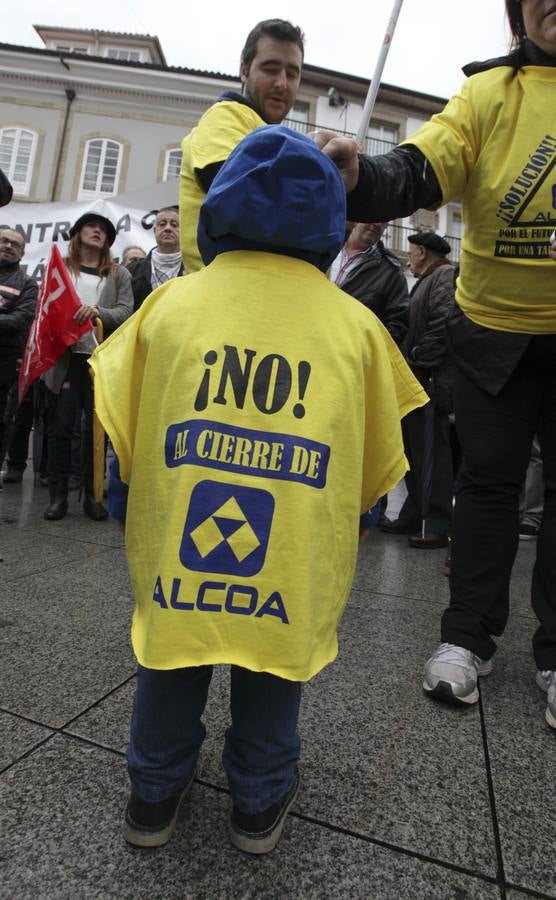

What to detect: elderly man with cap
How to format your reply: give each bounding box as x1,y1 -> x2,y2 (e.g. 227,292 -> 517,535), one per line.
43,212 -> 133,521
381,231 -> 455,548
90,126 -> 426,855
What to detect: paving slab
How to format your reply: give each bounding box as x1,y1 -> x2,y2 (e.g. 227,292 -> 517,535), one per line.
0,521 -> 111,583
0,734 -> 502,900
0,709 -> 54,771
0,483 -> 121,548
64,677 -> 135,754
481,652 -> 556,899
353,530 -> 537,621
0,549 -> 135,727
351,529 -> 451,608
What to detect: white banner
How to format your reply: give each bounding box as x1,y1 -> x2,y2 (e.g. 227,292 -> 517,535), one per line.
0,180 -> 180,284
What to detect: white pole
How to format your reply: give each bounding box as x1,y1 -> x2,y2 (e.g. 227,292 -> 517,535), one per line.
355,0 -> 405,149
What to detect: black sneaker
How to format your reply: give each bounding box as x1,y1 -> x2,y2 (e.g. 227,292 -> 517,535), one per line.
379,517 -> 419,535
229,769 -> 300,855
408,532 -> 449,550
123,773 -> 195,848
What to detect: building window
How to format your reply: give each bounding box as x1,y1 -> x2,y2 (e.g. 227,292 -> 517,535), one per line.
0,127 -> 37,197
366,123 -> 398,156
106,47 -> 142,62
79,138 -> 122,200
55,44 -> 89,54
163,148 -> 182,181
450,209 -> 463,240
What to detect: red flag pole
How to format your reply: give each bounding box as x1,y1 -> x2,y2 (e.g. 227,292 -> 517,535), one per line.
355,0 -> 405,149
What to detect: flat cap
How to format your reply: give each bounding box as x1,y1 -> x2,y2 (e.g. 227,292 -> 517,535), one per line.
408,231 -> 451,256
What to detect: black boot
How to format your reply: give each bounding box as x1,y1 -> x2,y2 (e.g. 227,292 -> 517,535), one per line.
83,487 -> 108,521
44,479 -> 69,520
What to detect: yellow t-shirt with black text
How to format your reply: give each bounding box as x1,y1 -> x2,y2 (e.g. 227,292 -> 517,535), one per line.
406,64 -> 556,333
90,252 -> 427,681
180,101 -> 265,274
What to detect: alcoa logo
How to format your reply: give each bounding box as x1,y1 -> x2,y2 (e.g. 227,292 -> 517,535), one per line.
180,480 -> 275,577
190,496 -> 260,562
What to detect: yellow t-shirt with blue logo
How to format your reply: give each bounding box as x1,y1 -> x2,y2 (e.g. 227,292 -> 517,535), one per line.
180,101 -> 265,274
406,64 -> 556,333
90,251 -> 427,681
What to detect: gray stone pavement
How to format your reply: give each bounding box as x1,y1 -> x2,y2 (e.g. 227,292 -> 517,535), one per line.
0,473 -> 554,900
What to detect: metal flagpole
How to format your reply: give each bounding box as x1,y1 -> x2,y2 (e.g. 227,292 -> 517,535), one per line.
355,0 -> 405,148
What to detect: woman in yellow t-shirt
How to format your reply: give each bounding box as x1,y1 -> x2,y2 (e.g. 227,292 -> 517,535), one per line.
316,0 -> 556,729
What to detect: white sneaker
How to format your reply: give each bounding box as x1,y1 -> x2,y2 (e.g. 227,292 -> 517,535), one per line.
423,642 -> 493,705
536,670 -> 556,730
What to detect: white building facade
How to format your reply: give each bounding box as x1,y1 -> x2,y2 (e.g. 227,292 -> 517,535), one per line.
0,26 -> 463,260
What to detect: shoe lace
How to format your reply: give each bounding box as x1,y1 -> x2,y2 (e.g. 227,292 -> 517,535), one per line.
434,642 -> 479,667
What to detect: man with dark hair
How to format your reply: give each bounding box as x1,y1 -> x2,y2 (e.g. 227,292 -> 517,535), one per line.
381,231 -> 455,548
127,207 -> 183,311
0,229 -> 38,485
179,18 -> 305,273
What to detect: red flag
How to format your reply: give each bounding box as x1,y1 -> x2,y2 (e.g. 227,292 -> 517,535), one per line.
18,244 -> 93,402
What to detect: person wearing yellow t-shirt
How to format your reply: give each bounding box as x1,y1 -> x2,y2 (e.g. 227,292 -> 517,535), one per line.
314,0 -> 556,730
89,126 -> 426,855
179,18 -> 304,274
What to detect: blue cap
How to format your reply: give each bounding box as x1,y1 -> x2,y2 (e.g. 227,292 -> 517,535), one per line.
198,125 -> 346,272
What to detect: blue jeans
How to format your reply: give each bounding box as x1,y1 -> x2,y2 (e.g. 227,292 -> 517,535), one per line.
127,665 -> 302,813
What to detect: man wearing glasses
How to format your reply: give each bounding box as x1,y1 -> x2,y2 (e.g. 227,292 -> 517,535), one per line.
0,228 -> 38,484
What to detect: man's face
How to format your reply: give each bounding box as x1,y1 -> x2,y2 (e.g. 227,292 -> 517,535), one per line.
521,0 -> 556,55
351,222 -> 387,249
408,242 -> 426,276
241,36 -> 302,124
0,229 -> 25,264
123,248 -> 145,265
154,210 -> 180,253
79,220 -> 108,253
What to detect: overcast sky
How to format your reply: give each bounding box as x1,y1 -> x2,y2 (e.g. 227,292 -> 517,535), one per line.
7,0 -> 512,99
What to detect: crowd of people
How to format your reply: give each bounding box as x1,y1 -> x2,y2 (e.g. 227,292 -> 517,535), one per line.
1,0 -> 555,858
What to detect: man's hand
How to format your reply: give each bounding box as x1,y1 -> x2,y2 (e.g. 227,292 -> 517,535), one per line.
74,304 -> 99,324
309,130 -> 360,193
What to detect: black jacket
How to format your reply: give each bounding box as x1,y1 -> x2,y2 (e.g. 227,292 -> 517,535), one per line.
0,169 -> 13,207
338,242 -> 408,345
127,250 -> 185,311
405,260 -> 455,411
0,262 -> 38,379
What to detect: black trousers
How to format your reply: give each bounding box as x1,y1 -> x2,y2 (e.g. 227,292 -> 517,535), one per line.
398,404 -> 453,534
442,335 -> 556,669
5,386 -> 35,471
46,355 -> 93,485
0,372 -> 17,469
